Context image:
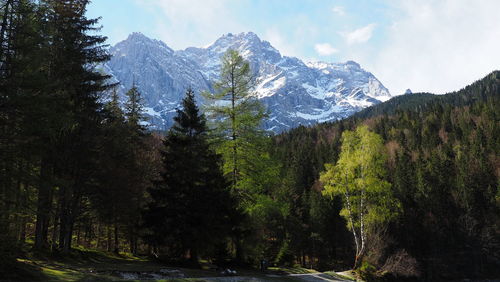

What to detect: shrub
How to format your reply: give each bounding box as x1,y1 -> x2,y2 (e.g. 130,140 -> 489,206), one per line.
380,249 -> 420,278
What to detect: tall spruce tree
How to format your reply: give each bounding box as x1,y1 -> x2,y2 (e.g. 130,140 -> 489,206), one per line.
93,88 -> 130,253
30,0 -> 110,251
125,84 -> 146,133
0,0 -> 44,266
143,89 -> 235,262
121,85 -> 152,255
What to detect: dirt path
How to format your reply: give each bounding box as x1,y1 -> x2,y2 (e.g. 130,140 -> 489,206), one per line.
187,272 -> 351,281
201,277 -> 268,281
288,273 -> 351,281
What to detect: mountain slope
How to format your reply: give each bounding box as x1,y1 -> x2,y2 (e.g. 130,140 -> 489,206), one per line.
104,32 -> 391,132
350,70 -> 500,120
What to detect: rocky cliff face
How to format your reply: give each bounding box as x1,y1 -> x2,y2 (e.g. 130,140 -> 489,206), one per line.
104,32 -> 391,132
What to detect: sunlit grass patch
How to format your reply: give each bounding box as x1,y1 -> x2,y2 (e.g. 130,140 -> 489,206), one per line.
41,266 -> 83,281
267,266 -> 317,274
324,270 -> 357,281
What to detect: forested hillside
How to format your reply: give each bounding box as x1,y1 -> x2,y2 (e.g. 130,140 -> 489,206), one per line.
271,71 -> 500,279
352,72 -> 498,119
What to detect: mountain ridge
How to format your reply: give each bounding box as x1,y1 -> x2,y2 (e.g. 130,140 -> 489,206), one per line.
104,31 -> 392,132
349,70 -> 500,121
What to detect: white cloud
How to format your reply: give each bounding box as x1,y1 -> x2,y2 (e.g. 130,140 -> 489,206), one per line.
332,6 -> 345,16
314,43 -> 338,56
365,0 -> 500,95
262,28 -> 300,57
263,15 -> 320,58
343,23 -> 376,44
134,0 -> 244,49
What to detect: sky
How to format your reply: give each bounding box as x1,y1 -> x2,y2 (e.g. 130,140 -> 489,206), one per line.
87,0 -> 500,95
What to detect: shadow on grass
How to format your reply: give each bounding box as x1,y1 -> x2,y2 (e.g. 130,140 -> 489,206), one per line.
1,259 -> 48,281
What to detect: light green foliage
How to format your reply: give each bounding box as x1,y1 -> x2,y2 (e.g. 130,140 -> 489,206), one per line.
247,194 -> 290,224
320,125 -> 399,267
321,126 -> 398,227
203,49 -> 283,262
203,49 -> 269,195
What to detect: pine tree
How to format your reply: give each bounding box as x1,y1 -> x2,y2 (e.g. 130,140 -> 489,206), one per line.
143,89 -> 235,262
0,0 -> 43,239
95,85 -> 153,254
92,88 -> 130,253
125,84 -> 146,132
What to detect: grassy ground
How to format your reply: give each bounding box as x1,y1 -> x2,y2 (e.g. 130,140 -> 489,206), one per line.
267,266 -> 317,275
4,246 -> 223,281
323,270 -> 357,281
3,246 -> 320,281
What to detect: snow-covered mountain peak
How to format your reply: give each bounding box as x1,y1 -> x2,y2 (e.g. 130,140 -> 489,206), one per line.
306,61 -> 330,70
105,32 -> 392,132
204,32 -> 281,62
115,32 -> 174,55
307,60 -> 361,70
345,60 -> 361,68
126,32 -> 149,41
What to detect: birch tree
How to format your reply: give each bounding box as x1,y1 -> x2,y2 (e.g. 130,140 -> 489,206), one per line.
320,125 -> 399,268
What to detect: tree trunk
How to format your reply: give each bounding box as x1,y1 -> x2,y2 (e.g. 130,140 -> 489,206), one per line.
76,223 -> 81,247
231,83 -> 237,188
129,233 -> 133,254
17,177 -> 28,243
129,230 -> 138,255
355,166 -> 367,269
51,207 -> 59,252
235,236 -> 244,263
190,248 -> 198,265
107,225 -> 112,252
0,0 -> 13,62
85,219 -> 92,248
344,189 -> 361,269
134,238 -> 138,255
58,185 -> 69,252
59,211 -> 73,253
34,157 -> 52,250
96,223 -> 101,249
59,180 -> 83,253
114,222 -> 119,254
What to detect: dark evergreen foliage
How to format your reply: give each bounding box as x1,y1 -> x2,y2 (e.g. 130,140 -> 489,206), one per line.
0,0 -> 158,266
142,89 -> 236,261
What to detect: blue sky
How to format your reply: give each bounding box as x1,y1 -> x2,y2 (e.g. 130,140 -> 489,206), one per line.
87,0 -> 500,95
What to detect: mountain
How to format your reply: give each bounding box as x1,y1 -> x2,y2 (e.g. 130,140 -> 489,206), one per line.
104,32 -> 391,132
350,70 -> 500,121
